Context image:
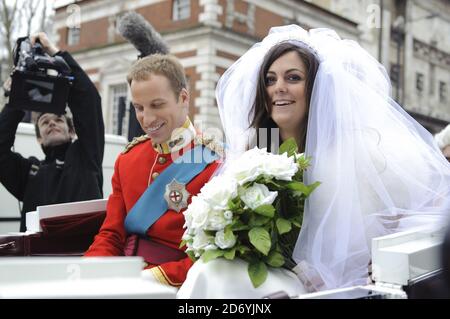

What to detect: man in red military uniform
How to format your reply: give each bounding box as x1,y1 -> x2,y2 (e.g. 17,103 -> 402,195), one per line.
85,54 -> 221,286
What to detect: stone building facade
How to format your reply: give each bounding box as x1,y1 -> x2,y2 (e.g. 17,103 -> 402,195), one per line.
53,0 -> 357,138
308,0 -> 449,133
52,0 -> 449,136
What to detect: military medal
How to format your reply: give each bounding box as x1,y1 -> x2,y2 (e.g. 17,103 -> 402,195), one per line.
164,179 -> 190,212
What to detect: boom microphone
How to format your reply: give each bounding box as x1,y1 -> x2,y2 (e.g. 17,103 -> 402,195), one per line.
117,12 -> 169,57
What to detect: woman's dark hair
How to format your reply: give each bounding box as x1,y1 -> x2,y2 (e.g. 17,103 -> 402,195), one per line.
250,42 -> 319,152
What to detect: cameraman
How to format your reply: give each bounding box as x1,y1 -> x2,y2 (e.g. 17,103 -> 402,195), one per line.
0,32 -> 105,232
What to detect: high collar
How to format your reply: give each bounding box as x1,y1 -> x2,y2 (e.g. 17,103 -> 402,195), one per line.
152,117 -> 196,154
42,142 -> 71,162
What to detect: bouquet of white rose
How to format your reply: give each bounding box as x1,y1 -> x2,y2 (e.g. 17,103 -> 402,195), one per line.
181,139 -> 320,287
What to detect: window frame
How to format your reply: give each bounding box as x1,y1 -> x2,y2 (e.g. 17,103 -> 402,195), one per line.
416,72 -> 424,95
67,27 -> 81,46
172,0 -> 191,21
109,83 -> 129,137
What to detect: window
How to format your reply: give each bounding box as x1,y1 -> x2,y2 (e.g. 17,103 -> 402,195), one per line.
429,64 -> 435,95
67,27 -> 80,46
390,64 -> 400,87
416,73 -> 424,94
110,84 -> 129,137
173,0 -> 190,21
439,81 -> 447,103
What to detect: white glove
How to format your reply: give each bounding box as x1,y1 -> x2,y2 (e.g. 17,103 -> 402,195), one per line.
292,261 -> 326,293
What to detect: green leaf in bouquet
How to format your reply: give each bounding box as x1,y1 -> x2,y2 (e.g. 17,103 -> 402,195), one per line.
265,250 -> 285,267
307,181 -> 321,195
254,177 -> 280,190
249,214 -> 271,227
291,217 -> 302,228
296,154 -> 311,170
261,178 -> 284,191
203,230 -> 217,237
241,181 -> 253,189
228,197 -> 244,213
287,181 -> 310,194
279,138 -> 298,157
224,247 -> 236,260
290,181 -> 321,197
275,243 -> 283,253
248,227 -> 271,256
223,228 -> 236,244
276,218 -> 292,235
228,197 -> 245,212
227,198 -> 238,211
254,176 -> 266,185
230,219 -> 250,231
186,250 -> 197,262
201,249 -> 224,263
297,154 -> 311,172
248,261 -> 268,288
265,223 -> 275,242
237,244 -> 251,255
179,240 -> 187,249
254,204 -> 275,218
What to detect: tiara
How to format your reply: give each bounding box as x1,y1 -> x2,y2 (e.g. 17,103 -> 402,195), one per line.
262,26 -> 322,61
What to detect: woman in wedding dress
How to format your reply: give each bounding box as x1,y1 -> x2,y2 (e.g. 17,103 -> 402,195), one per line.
177,25 -> 450,299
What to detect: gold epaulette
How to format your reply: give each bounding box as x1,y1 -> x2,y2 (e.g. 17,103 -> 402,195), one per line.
122,134 -> 150,154
194,134 -> 224,158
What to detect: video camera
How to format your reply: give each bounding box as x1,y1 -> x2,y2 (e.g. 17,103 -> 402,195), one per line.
8,37 -> 73,114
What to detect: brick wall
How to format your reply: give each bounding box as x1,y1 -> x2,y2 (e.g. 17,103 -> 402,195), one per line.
230,0 -> 251,34
174,50 -> 199,119
57,0 -> 290,53
254,6 -> 285,39
58,17 -> 111,52
184,66 -> 201,119
216,50 -> 239,62
216,0 -> 227,26
57,0 -> 203,52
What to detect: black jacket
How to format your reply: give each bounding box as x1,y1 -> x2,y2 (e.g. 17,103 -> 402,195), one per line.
0,51 -> 105,232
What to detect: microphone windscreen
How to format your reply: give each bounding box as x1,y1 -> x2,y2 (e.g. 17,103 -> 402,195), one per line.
117,12 -> 169,57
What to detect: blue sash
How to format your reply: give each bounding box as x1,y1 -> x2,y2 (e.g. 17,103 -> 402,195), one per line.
124,145 -> 218,237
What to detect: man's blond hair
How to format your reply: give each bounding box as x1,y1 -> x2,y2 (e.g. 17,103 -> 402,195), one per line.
127,54 -> 187,99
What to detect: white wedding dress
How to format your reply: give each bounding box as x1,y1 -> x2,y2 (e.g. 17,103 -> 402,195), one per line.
178,25 -> 450,297
177,258 -> 307,299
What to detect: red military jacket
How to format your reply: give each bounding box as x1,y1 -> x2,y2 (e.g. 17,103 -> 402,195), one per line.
85,120 -> 221,286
